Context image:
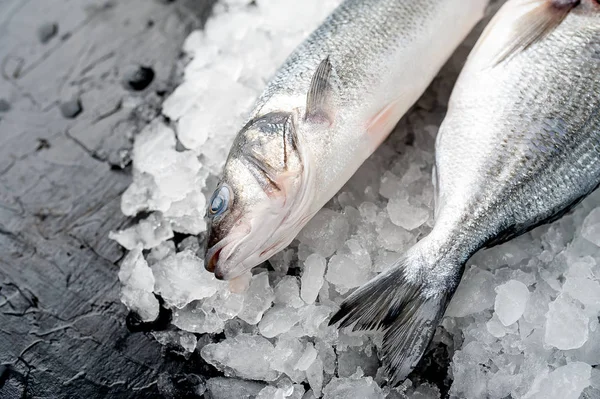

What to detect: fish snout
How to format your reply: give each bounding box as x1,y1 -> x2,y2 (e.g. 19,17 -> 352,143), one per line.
205,247 -> 222,274
214,267 -> 226,280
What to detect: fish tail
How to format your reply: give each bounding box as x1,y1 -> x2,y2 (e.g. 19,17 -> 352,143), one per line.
329,246 -> 461,385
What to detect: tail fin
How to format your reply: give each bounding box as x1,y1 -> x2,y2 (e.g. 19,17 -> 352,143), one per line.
329,254 -> 459,385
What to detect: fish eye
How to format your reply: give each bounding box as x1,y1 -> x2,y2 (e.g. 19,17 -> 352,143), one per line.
208,185 -> 231,217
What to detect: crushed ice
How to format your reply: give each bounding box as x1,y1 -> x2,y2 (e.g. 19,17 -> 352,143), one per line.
110,0 -> 600,397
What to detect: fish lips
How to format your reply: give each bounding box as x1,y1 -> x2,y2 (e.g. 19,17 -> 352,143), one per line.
204,235 -> 255,281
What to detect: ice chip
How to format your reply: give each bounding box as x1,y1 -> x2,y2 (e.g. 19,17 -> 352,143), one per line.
179,332 -> 198,353
301,254 -> 327,304
146,240 -> 175,265
337,346 -> 379,378
445,267 -> 496,317
274,276 -> 305,308
545,294 -> 589,350
205,377 -> 266,399
325,240 -> 372,293
581,208 -> 600,246
256,386 -> 287,399
152,250 -> 225,308
297,209 -> 350,257
172,300 -> 225,334
238,272 -> 275,325
379,171 -> 402,199
294,342 -> 318,371
523,362 -> 591,399
563,275 -> 600,314
322,374 -> 384,399
201,334 -> 279,381
109,213 -> 173,250
258,305 -> 301,338
118,246 -> 159,322
306,356 -> 324,396
387,193 -> 429,231
494,280 -> 530,326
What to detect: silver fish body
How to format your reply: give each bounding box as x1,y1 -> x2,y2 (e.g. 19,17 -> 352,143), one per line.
205,0 -> 488,281
332,0 -> 600,384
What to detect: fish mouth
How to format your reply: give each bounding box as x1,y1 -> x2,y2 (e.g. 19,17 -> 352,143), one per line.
204,229 -> 253,280
205,247 -> 222,274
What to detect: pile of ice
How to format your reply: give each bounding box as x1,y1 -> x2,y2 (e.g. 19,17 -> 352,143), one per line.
110,0 -> 600,398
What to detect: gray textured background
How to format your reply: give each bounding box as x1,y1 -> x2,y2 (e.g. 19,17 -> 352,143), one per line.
0,1 -> 218,397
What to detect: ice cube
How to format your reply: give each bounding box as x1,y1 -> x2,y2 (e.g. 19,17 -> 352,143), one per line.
523,362 -> 591,399
297,209 -> 350,257
412,383 -> 441,399
205,377 -> 266,399
301,254 -> 327,304
163,190 -> 207,235
179,332 -> 198,353
201,334 -> 279,381
449,341 -> 490,399
387,193 -> 429,231
544,294 -> 589,350
256,386 -> 287,399
306,356 -> 324,396
238,272 -> 275,325
581,208 -> 600,246
379,171 -> 402,199
307,345 -> 329,379
258,305 -> 301,338
325,240 -> 372,293
322,374 -> 384,399
118,246 -> 159,322
563,274 -> 600,315
486,314 -> 517,338
294,342 -> 318,371
152,250 -> 226,308
271,335 -> 306,382
376,218 -> 415,253
211,289 -> 245,319
288,384 -> 306,399
274,276 -> 305,308
172,300 -> 225,334
109,213 -> 173,250
337,346 -> 380,378
146,240 -> 175,265
445,267 -> 496,317
494,280 -> 530,326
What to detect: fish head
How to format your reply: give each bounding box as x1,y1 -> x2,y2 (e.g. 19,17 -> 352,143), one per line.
205,111 -> 307,280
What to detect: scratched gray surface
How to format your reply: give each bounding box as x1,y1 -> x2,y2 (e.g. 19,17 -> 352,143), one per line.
0,1 -> 217,397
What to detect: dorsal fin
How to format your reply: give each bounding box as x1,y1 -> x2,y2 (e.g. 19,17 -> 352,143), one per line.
493,0 -> 579,65
305,56 -> 335,124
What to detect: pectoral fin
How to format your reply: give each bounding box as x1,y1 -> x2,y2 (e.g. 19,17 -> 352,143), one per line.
305,57 -> 335,124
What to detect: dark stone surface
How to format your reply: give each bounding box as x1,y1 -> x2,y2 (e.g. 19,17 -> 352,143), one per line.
0,0 -> 215,397
0,99 -> 10,112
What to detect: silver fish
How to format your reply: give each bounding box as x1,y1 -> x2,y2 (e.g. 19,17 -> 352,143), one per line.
331,0 -> 600,384
204,0 -> 488,281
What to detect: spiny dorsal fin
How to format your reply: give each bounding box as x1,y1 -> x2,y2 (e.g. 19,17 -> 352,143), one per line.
305,56 -> 334,124
494,0 -> 579,65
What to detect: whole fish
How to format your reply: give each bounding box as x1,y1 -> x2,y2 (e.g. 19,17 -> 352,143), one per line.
331,0 -> 600,384
204,0 -> 488,281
